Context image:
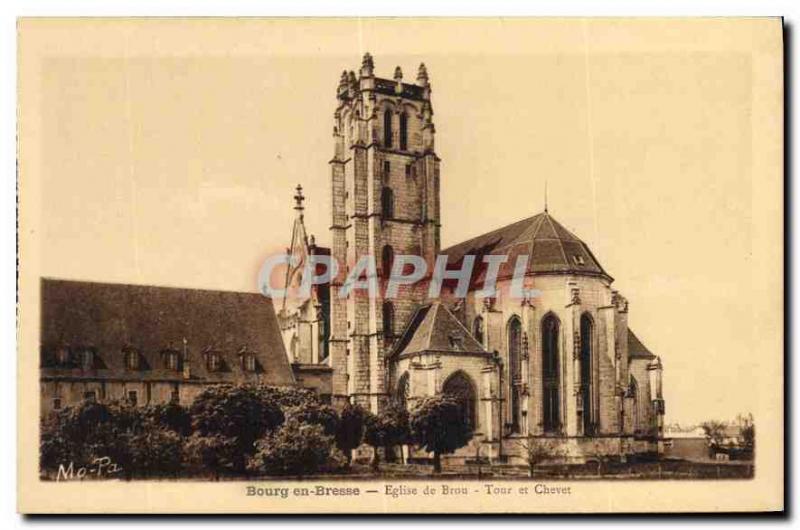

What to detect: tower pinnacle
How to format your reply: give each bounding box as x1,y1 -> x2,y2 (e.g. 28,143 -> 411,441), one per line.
361,52 -> 374,77
417,63 -> 429,86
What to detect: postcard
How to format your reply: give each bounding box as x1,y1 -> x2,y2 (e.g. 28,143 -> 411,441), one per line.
17,17 -> 784,513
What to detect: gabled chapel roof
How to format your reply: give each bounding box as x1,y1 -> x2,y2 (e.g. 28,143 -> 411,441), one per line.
390,302 -> 488,359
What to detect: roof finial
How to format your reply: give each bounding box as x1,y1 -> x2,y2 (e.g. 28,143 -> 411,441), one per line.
544,179 -> 548,213
417,63 -> 429,86
294,184 -> 305,212
394,66 -> 403,81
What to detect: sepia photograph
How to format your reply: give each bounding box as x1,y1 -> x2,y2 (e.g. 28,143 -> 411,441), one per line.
16,17 -> 783,513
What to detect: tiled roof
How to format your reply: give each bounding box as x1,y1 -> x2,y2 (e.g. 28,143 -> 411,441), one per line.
441,211 -> 611,287
39,278 -> 296,386
627,329 -> 657,360
391,302 -> 488,358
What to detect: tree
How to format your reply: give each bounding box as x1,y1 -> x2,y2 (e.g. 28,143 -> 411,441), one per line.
518,436 -> 561,478
701,420 -> 727,456
40,400 -> 118,475
363,402 -> 410,470
189,384 -> 284,473
248,418 -> 343,476
335,402 -> 368,463
740,423 -> 755,451
257,385 -> 320,409
409,395 -> 473,473
285,401 -> 340,437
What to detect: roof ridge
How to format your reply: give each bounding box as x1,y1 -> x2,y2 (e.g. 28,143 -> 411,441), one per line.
545,214 -> 571,266
441,213 -> 545,254
439,303 -> 487,352
423,302 -> 442,349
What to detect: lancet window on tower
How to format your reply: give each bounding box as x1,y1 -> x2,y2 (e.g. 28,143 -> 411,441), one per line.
399,112 -> 408,150
383,109 -> 393,148
381,187 -> 394,219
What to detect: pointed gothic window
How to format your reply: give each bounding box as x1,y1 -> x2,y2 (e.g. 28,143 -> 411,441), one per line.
507,317 -> 523,433
443,371 -> 477,430
382,301 -> 395,339
399,112 -> 408,150
396,372 -> 409,410
542,313 -> 561,434
580,313 -> 595,435
473,316 -> 484,345
381,187 -> 394,219
383,109 -> 393,148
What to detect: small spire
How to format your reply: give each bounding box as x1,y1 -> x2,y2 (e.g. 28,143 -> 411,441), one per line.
362,52 -> 374,70
544,180 -> 548,213
417,63 -> 429,85
360,52 -> 375,77
293,184 -> 305,212
337,70 -> 348,98
394,66 -> 403,81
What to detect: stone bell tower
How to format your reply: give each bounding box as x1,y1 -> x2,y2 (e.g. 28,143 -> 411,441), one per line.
328,53 -> 441,411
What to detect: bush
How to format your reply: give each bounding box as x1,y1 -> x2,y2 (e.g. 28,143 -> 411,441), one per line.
335,402 -> 368,462
248,419 -> 339,476
143,402 -> 192,436
128,428 -> 184,478
189,384 -> 284,473
409,395 -> 472,473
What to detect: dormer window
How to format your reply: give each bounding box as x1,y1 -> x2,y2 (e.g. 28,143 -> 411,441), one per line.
242,353 -> 257,372
81,349 -> 94,370
124,349 -> 140,370
164,350 -> 180,371
55,347 -> 70,366
206,352 -> 221,372
572,255 -> 586,266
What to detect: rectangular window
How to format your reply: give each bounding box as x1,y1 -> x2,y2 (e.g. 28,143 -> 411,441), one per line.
127,390 -> 138,406
405,164 -> 411,178
171,387 -> 180,404
53,398 -> 62,410
83,391 -> 97,402
383,160 -> 390,178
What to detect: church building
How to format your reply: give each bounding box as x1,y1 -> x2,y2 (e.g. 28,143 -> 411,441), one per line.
278,53 -> 666,462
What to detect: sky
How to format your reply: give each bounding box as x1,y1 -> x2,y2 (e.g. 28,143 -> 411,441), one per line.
24,18 -> 782,427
